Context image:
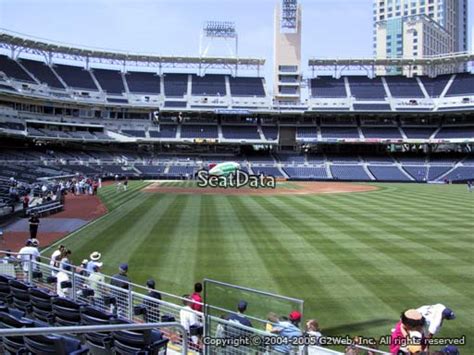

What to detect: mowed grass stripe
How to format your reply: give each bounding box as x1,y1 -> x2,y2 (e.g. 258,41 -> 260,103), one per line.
322,192 -> 474,263
294,194 -> 472,297
252,196 -> 397,327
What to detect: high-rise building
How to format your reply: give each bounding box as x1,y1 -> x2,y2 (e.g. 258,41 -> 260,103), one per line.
274,0 -> 302,103
373,0 -> 468,76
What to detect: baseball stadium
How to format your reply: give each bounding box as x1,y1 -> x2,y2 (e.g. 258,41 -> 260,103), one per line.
0,0 -> 473,354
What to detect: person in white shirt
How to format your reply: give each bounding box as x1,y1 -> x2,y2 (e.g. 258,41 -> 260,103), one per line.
56,263 -> 72,298
305,319 -> 323,354
50,245 -> 65,276
179,295 -> 200,344
17,239 -> 40,274
416,304 -> 456,338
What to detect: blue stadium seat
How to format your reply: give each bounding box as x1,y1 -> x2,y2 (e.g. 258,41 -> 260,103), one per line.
420,75 -> 451,97
29,287 -> 55,324
320,126 -> 359,139
348,76 -> 386,99
93,69 -> 125,94
331,165 -> 371,181
181,125 -> 218,139
164,74 -> 188,97
52,297 -> 84,326
0,55 -> 35,83
384,77 -> 424,98
24,334 -> 87,355
0,311 -> 35,354
191,74 -> 226,96
222,125 -> 260,140
9,279 -> 32,313
19,58 -> 66,89
368,166 -> 410,181
445,73 -> 474,96
125,71 -> 161,94
310,77 -> 347,98
54,64 -> 98,90
229,77 -> 265,97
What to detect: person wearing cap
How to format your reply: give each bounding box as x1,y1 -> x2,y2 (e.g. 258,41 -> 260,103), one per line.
190,282 -> 203,312
143,279 -> 162,321
110,263 -> 130,290
56,263 -> 72,298
88,263 -> 105,296
227,300 -> 253,328
390,309 -> 425,355
271,311 -> 303,354
28,212 -> 40,240
17,239 -> 40,275
86,252 -> 103,273
416,304 -> 455,339
146,279 -> 162,301
305,319 -> 323,353
179,295 -> 200,345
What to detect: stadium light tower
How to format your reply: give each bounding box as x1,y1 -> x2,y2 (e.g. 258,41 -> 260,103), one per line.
199,21 -> 238,58
274,0 -> 302,104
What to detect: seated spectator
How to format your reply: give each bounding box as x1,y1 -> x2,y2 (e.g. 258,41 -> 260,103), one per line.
191,282 -> 203,312
57,263 -> 72,298
305,319 -> 323,352
87,264 -> 105,298
266,312 -> 279,332
416,304 -> 455,338
86,251 -> 103,273
143,279 -> 161,321
227,300 -> 252,328
179,295 -> 200,344
390,309 -> 425,355
17,239 -> 40,275
60,249 -> 72,270
271,311 -> 303,354
110,263 -> 130,289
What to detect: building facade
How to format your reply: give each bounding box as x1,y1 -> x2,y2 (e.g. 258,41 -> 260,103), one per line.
373,0 -> 468,76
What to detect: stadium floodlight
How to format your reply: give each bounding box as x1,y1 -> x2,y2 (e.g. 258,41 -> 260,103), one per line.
281,0 -> 298,30
200,21 -> 238,58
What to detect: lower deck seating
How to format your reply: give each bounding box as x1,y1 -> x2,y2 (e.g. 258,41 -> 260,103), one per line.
331,165 -> 371,181
251,166 -> 284,177
283,167 -> 329,179
368,166 -> 411,181
402,166 -> 428,182
441,166 -> 474,181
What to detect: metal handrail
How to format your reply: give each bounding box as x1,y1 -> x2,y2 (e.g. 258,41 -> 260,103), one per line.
0,322 -> 188,355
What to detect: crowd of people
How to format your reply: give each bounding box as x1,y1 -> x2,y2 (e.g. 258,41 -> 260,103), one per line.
8,242 -> 462,355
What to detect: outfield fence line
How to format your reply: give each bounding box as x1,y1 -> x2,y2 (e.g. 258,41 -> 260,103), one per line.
0,250 -> 399,354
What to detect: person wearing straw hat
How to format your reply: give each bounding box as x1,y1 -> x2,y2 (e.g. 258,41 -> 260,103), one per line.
86,251 -> 103,273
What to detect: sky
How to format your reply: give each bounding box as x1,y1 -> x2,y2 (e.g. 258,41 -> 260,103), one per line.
0,0 -> 472,81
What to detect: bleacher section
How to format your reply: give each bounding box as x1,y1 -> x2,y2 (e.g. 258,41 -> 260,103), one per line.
420,75 -> 451,97
368,166 -> 411,181
385,77 -> 424,98
251,166 -> 284,177
283,167 -> 328,179
443,166 -> 474,181
296,127 -> 318,140
0,55 -> 35,83
402,166 -> 427,182
403,127 -> 436,139
181,125 -> 218,139
445,73 -> 474,97
53,65 -> 98,91
310,77 -> 347,98
348,76 -> 386,99
164,74 -> 188,97
261,126 -> 278,140
92,69 -> 125,94
122,129 -> 146,138
191,75 -> 226,96
331,165 -> 371,181
19,59 -> 65,89
222,125 -> 260,140
125,71 -> 161,94
228,77 -> 265,97
435,126 -> 474,139
320,127 -> 359,139
361,127 -> 402,139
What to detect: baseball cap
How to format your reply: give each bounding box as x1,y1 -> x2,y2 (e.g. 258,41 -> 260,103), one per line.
238,300 -> 248,311
146,279 -> 155,288
443,345 -> 460,355
119,263 -> 128,272
289,311 -> 302,322
442,307 -> 455,320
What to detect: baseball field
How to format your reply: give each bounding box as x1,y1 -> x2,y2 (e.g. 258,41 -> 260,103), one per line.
49,180 -> 473,352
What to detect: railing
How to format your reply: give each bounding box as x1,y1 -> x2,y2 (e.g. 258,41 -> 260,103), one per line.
0,250 -> 393,354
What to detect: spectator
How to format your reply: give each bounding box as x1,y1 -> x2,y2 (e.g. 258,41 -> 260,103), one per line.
124,177 -> 129,191
306,319 -> 323,352
22,195 -> 29,216
1,250 -> 16,264
110,263 -> 130,289
390,309 -> 425,355
227,300 -> 252,327
179,295 -> 200,344
88,264 -> 105,296
266,312 -> 279,332
86,251 -> 103,273
17,239 -> 40,275
271,311 -> 303,354
442,345 -> 460,355
59,249 -> 72,270
50,245 -> 65,276
416,304 -> 455,339
143,279 -> 162,321
57,263 -> 72,298
77,259 -> 89,276
191,282 -> 203,312
28,212 -> 40,240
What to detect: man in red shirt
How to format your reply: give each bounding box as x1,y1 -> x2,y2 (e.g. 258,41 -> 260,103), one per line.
190,282 -> 203,312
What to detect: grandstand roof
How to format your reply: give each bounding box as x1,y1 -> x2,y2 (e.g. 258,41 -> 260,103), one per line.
309,52 -> 474,68
0,29 -> 265,69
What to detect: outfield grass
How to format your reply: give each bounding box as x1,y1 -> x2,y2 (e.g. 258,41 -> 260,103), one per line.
56,181 -> 473,352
